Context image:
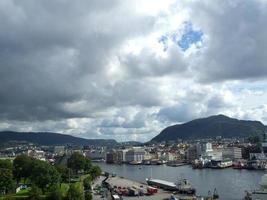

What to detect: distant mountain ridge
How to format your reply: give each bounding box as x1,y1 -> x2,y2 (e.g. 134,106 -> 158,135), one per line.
0,131 -> 117,146
151,114 -> 267,142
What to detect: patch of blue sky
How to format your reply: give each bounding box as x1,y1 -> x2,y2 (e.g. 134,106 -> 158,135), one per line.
158,35 -> 169,51
159,21 -> 203,52
177,22 -> 203,51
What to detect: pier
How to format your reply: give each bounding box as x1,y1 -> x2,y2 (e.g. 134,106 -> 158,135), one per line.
93,174 -> 218,200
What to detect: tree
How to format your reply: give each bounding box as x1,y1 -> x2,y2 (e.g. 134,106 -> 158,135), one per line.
84,159 -> 92,173
66,184 -> 83,200
28,185 -> 42,200
56,165 -> 70,183
84,191 -> 92,200
46,185 -> 63,200
30,160 -> 60,192
83,176 -> 91,191
0,159 -> 12,170
89,165 -> 101,180
67,152 -> 86,174
13,155 -> 33,184
0,168 -> 15,195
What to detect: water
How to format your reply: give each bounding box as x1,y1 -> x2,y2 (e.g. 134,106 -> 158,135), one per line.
96,162 -> 265,200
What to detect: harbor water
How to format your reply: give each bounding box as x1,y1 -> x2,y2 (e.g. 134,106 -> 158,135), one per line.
96,162 -> 265,200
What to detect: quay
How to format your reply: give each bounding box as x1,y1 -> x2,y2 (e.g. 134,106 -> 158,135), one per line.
93,174 -> 219,200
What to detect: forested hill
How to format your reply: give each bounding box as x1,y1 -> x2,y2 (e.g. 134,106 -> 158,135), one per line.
151,114 -> 267,142
0,131 -> 117,146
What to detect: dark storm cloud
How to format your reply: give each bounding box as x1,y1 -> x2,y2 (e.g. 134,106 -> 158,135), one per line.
0,0 -> 156,121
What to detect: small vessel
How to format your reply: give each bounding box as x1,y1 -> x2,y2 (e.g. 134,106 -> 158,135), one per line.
129,160 -> 142,165
146,178 -> 196,194
244,173 -> 267,200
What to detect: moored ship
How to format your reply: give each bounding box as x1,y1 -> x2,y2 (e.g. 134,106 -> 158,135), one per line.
146,178 -> 196,194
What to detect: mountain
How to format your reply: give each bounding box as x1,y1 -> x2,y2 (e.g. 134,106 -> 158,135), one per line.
0,131 -> 117,146
151,114 -> 267,142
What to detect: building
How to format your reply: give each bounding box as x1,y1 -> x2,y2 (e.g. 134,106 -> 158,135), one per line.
222,147 -> 242,160
186,145 -> 198,162
106,150 -> 118,164
85,150 -> 105,161
54,146 -> 65,156
125,147 -> 145,163
117,149 -> 128,163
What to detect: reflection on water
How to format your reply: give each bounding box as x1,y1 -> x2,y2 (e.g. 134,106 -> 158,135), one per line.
96,162 -> 265,200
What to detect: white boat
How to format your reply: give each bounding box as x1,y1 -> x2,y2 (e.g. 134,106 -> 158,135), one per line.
244,174 -> 267,200
146,178 -> 196,194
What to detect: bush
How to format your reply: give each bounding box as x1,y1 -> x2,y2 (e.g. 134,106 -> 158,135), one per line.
83,176 -> 91,191
84,191 -> 92,200
28,185 -> 42,200
46,185 -> 62,200
66,184 -> 83,200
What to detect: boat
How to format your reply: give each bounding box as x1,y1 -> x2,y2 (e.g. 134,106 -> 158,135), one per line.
244,174 -> 267,200
129,160 -> 142,165
146,178 -> 196,194
167,161 -> 188,167
210,159 -> 233,169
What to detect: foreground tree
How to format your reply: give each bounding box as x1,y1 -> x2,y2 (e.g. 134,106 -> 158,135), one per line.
13,155 -> 33,184
90,165 -> 101,180
30,160 -> 61,192
0,168 -> 15,195
46,185 -> 63,200
67,152 -> 86,174
84,191 -> 92,200
0,159 -> 12,170
28,185 -> 42,200
55,165 -> 70,183
66,184 -> 83,200
83,176 -> 92,191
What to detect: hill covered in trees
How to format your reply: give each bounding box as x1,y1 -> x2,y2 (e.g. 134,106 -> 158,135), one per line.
151,114 -> 267,142
0,131 -> 117,146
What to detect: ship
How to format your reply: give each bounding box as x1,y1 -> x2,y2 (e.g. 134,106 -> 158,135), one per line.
244,174 -> 267,200
146,178 -> 196,194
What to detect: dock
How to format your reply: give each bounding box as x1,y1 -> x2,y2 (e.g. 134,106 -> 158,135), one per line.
100,176 -> 217,200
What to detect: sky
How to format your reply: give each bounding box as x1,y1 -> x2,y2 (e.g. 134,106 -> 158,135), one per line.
1,0 -> 267,142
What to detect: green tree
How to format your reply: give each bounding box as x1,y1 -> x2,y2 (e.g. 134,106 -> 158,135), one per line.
84,191 -> 92,200
83,176 -> 91,191
46,185 -> 63,200
0,159 -> 12,170
89,165 -> 101,180
55,165 -> 70,183
30,160 -> 60,192
13,155 -> 33,184
28,185 -> 42,200
67,152 -> 86,174
0,168 -> 15,195
84,159 -> 92,174
66,184 -> 83,200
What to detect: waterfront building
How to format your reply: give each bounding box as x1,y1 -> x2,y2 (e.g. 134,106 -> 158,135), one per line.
222,147 -> 242,160
186,145 -> 198,162
106,150 -> 118,163
117,149 -> 128,163
125,147 -> 145,163
85,150 -> 105,161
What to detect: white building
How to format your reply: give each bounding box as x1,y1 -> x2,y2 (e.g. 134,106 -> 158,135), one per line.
117,149 -> 128,163
125,147 -> 145,163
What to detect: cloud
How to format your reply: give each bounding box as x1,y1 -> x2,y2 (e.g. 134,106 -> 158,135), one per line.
1,0 -> 267,141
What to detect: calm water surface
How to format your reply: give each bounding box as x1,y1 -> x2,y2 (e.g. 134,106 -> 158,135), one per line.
96,162 -> 265,200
